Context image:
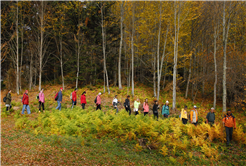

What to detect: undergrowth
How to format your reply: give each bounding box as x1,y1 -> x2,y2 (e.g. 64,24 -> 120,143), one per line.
14,106 -> 246,163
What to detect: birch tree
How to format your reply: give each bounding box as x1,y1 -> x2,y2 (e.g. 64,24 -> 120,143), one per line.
131,2 -> 135,96
118,1 -> 124,90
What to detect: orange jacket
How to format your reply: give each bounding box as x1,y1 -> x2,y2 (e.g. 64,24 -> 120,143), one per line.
190,109 -> 198,122
223,114 -> 236,128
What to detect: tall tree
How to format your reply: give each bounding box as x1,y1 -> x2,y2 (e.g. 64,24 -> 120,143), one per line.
118,1 -> 124,90
131,2 -> 135,96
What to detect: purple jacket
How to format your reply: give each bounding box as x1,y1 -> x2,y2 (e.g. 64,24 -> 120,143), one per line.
39,91 -> 45,103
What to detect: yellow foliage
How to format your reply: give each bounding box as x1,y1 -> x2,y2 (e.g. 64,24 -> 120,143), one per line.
135,143 -> 143,152
160,145 -> 168,157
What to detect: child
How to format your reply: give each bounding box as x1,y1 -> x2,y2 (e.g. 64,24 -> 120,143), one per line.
153,100 -> 159,120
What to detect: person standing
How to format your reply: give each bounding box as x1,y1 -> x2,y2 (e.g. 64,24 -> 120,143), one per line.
206,107 -> 215,126
190,105 -> 198,126
124,95 -> 131,115
180,105 -> 188,124
22,90 -> 31,114
56,88 -> 63,111
71,88 -> 78,109
96,92 -> 102,110
153,100 -> 159,121
134,98 -> 141,115
80,91 -> 87,109
143,98 -> 149,116
112,95 -> 119,114
5,90 -> 12,111
39,88 -> 45,113
162,101 -> 169,118
223,109 -> 236,146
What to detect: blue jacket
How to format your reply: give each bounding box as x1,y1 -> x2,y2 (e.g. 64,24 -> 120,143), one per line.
162,105 -> 169,115
57,91 -> 62,102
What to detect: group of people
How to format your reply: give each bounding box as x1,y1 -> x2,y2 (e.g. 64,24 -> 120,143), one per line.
3,88 -> 237,146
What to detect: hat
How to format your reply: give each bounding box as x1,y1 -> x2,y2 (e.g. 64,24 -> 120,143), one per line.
194,105 -> 197,108
75,88 -> 78,91
166,101 -> 169,103
99,92 -> 101,95
227,109 -> 231,112
211,107 -> 214,110
60,87 -> 63,90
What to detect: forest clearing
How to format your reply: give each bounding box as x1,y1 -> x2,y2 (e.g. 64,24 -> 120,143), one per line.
1,0 -> 246,165
1,85 -> 246,165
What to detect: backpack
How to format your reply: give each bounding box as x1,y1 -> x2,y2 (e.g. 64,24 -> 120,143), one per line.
36,94 -> 39,100
94,96 -> 97,103
3,96 -> 6,103
70,92 -> 72,100
55,92 -> 58,101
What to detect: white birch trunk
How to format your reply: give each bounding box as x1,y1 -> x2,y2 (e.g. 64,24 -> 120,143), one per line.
131,3 -> 135,96
16,1 -> 19,94
118,2 -> 124,90
39,0 -> 44,91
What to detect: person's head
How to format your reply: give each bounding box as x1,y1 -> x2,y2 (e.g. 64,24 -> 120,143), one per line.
8,90 -> 11,93
41,88 -> 44,93
137,98 -> 139,102
115,95 -> 117,99
227,109 -> 232,115
60,87 -> 63,92
184,105 -> 187,110
155,100 -> 158,105
194,105 -> 197,109
75,88 -> 78,92
127,95 -> 130,99
165,101 -> 169,105
82,91 -> 86,95
25,90 -> 28,94
211,107 -> 215,113
98,92 -> 101,96
145,98 -> 148,103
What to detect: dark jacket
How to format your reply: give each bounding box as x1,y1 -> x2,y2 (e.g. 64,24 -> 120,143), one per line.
57,91 -> 62,102
206,112 -> 215,123
6,93 -> 11,105
22,93 -> 29,105
124,99 -> 130,107
153,104 -> 159,113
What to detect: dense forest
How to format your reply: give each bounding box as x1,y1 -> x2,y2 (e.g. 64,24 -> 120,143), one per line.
1,1 -> 246,111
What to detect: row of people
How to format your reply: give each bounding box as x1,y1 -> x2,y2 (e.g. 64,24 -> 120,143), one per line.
3,88 -> 236,146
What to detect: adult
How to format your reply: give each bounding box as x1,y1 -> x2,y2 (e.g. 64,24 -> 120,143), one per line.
206,107 -> 215,126
39,88 -> 45,113
5,90 -> 12,111
80,91 -> 87,109
190,105 -> 198,126
124,95 -> 131,115
223,109 -> 236,146
22,90 -> 31,114
56,88 -> 63,111
180,105 -> 188,124
112,95 -> 119,114
153,100 -> 159,120
96,92 -> 102,110
162,101 -> 169,118
134,98 -> 141,115
71,88 -> 78,109
143,98 -> 149,116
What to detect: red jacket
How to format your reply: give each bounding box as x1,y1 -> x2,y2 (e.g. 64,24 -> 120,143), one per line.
80,94 -> 87,104
22,93 -> 29,105
72,91 -> 77,102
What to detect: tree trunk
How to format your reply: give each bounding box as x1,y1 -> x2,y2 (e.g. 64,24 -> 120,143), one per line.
185,55 -> 192,99
213,24 -> 218,109
16,1 -> 19,94
131,3 -> 135,97
153,52 -> 156,98
60,36 -> 64,90
29,51 -> 33,90
173,2 -> 180,110
76,36 -> 80,88
101,3 -> 110,94
118,2 -> 124,90
39,0 -> 44,91
20,9 -> 24,92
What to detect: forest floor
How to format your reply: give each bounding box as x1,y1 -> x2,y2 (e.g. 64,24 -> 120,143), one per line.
1,84 -> 246,165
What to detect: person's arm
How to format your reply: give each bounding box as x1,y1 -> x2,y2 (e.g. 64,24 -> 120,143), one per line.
206,113 -> 209,123
233,117 -> 236,129
190,111 -> 193,122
